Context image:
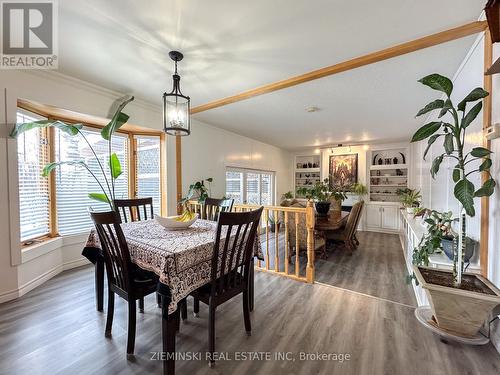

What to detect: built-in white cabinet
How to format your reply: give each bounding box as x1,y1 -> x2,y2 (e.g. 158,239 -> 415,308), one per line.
365,203 -> 400,233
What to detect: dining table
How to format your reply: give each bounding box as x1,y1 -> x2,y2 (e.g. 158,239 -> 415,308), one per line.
82,218 -> 262,374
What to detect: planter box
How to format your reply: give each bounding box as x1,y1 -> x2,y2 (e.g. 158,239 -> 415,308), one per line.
414,266 -> 500,337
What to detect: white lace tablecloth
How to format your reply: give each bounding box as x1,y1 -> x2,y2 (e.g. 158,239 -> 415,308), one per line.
86,219 -> 262,314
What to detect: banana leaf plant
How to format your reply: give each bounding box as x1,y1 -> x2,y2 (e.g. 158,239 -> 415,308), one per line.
10,96 -> 134,211
411,73 -> 496,286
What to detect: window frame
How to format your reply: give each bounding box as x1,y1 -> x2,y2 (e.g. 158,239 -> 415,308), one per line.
16,102 -> 166,246
225,167 -> 276,206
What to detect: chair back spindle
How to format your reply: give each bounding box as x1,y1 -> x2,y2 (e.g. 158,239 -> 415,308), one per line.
114,198 -> 154,223
90,211 -> 133,293
210,207 -> 263,296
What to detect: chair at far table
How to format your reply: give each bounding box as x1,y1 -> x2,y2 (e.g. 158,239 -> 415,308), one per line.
325,200 -> 364,254
90,211 -> 159,359
201,197 -> 234,221
190,207 -> 263,367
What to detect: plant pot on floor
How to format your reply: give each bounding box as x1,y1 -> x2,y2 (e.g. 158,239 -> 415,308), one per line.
315,201 -> 330,216
413,266 -> 500,337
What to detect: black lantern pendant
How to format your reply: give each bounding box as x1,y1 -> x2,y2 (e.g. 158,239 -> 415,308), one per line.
163,51 -> 190,136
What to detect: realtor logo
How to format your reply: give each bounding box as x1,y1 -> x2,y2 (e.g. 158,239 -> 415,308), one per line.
1,0 -> 58,69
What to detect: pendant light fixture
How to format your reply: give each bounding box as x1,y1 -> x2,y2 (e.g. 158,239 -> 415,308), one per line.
163,51 -> 190,136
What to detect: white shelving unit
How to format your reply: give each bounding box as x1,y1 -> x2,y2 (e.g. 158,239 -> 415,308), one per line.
369,148 -> 408,203
294,155 -> 321,198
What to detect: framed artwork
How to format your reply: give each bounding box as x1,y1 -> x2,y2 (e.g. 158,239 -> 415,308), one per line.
329,154 -> 358,188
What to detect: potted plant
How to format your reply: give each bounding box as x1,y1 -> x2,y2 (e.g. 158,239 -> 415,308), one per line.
410,73 -> 499,338
296,178 -> 347,216
180,178 -> 213,203
10,96 -> 134,210
281,191 -> 294,201
397,188 -> 422,213
351,182 -> 368,202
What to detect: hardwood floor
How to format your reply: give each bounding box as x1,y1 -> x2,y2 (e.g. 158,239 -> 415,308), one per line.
1,257 -> 499,374
315,231 -> 417,306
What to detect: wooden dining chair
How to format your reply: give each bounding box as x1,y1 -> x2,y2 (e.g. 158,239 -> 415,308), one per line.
190,207 -> 263,367
201,197 -> 234,221
114,197 -> 154,223
352,201 -> 365,247
90,211 -> 159,359
114,197 -> 167,309
325,201 -> 363,254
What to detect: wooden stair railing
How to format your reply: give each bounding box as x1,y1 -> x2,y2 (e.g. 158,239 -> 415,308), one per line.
187,200 -> 316,283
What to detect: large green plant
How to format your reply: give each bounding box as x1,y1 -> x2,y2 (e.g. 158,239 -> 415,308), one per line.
296,178 -> 348,202
10,96 -> 134,211
411,74 -> 496,286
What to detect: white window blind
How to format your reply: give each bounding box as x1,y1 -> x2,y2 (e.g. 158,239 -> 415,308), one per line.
16,111 -> 50,241
225,170 -> 244,204
226,168 -> 275,205
135,135 -> 161,214
55,128 -> 129,235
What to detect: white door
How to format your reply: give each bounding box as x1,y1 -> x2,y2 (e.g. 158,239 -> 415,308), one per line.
381,205 -> 400,231
365,204 -> 381,230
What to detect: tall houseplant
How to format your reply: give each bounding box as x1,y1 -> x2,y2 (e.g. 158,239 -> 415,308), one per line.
10,96 -> 134,211
410,74 -> 500,338
411,74 -> 495,286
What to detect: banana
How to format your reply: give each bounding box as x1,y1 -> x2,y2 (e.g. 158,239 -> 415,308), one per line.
173,210 -> 195,222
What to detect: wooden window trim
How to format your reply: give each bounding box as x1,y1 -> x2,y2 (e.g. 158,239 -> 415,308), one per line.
17,99 -> 167,245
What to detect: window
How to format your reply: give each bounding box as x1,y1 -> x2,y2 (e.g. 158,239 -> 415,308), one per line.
16,111 -> 51,241
135,136 -> 161,214
225,170 -> 244,204
55,128 -> 129,235
15,107 -> 165,242
225,168 -> 275,205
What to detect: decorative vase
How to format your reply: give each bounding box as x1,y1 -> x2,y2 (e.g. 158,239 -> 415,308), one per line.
315,202 -> 331,216
441,237 -> 476,263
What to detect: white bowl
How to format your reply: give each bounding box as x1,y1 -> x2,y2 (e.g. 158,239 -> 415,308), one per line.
154,213 -> 198,230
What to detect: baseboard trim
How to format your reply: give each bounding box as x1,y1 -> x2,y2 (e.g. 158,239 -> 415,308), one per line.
62,257 -> 90,271
0,257 -> 91,304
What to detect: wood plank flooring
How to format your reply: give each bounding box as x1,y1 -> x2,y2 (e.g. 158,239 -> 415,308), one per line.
315,231 -> 416,306
1,256 -> 499,374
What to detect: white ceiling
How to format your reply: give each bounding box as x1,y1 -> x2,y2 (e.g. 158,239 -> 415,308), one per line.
57,0 -> 486,150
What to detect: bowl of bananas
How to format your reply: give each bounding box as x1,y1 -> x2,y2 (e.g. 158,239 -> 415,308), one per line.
154,210 -> 198,230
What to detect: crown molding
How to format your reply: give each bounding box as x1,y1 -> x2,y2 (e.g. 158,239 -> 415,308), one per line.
23,70 -> 161,113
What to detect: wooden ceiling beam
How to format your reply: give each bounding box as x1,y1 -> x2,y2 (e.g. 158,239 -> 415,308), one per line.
190,20 -> 487,114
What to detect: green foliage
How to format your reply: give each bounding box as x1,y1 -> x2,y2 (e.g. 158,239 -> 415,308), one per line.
281,191 -> 294,200
412,211 -> 456,267
418,74 -> 453,97
412,73 -> 495,218
180,178 -> 213,204
411,121 -> 441,142
397,188 -> 421,208
88,193 -> 110,203
10,120 -> 82,137
351,183 -> 368,201
296,178 -> 348,203
11,97 -> 135,210
101,96 -> 134,140
109,153 -> 123,179
412,74 -> 495,285
416,99 -> 444,117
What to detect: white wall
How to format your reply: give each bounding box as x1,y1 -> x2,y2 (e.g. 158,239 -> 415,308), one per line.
0,70 -> 292,303
410,34 -> 484,247
168,119 -> 293,214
